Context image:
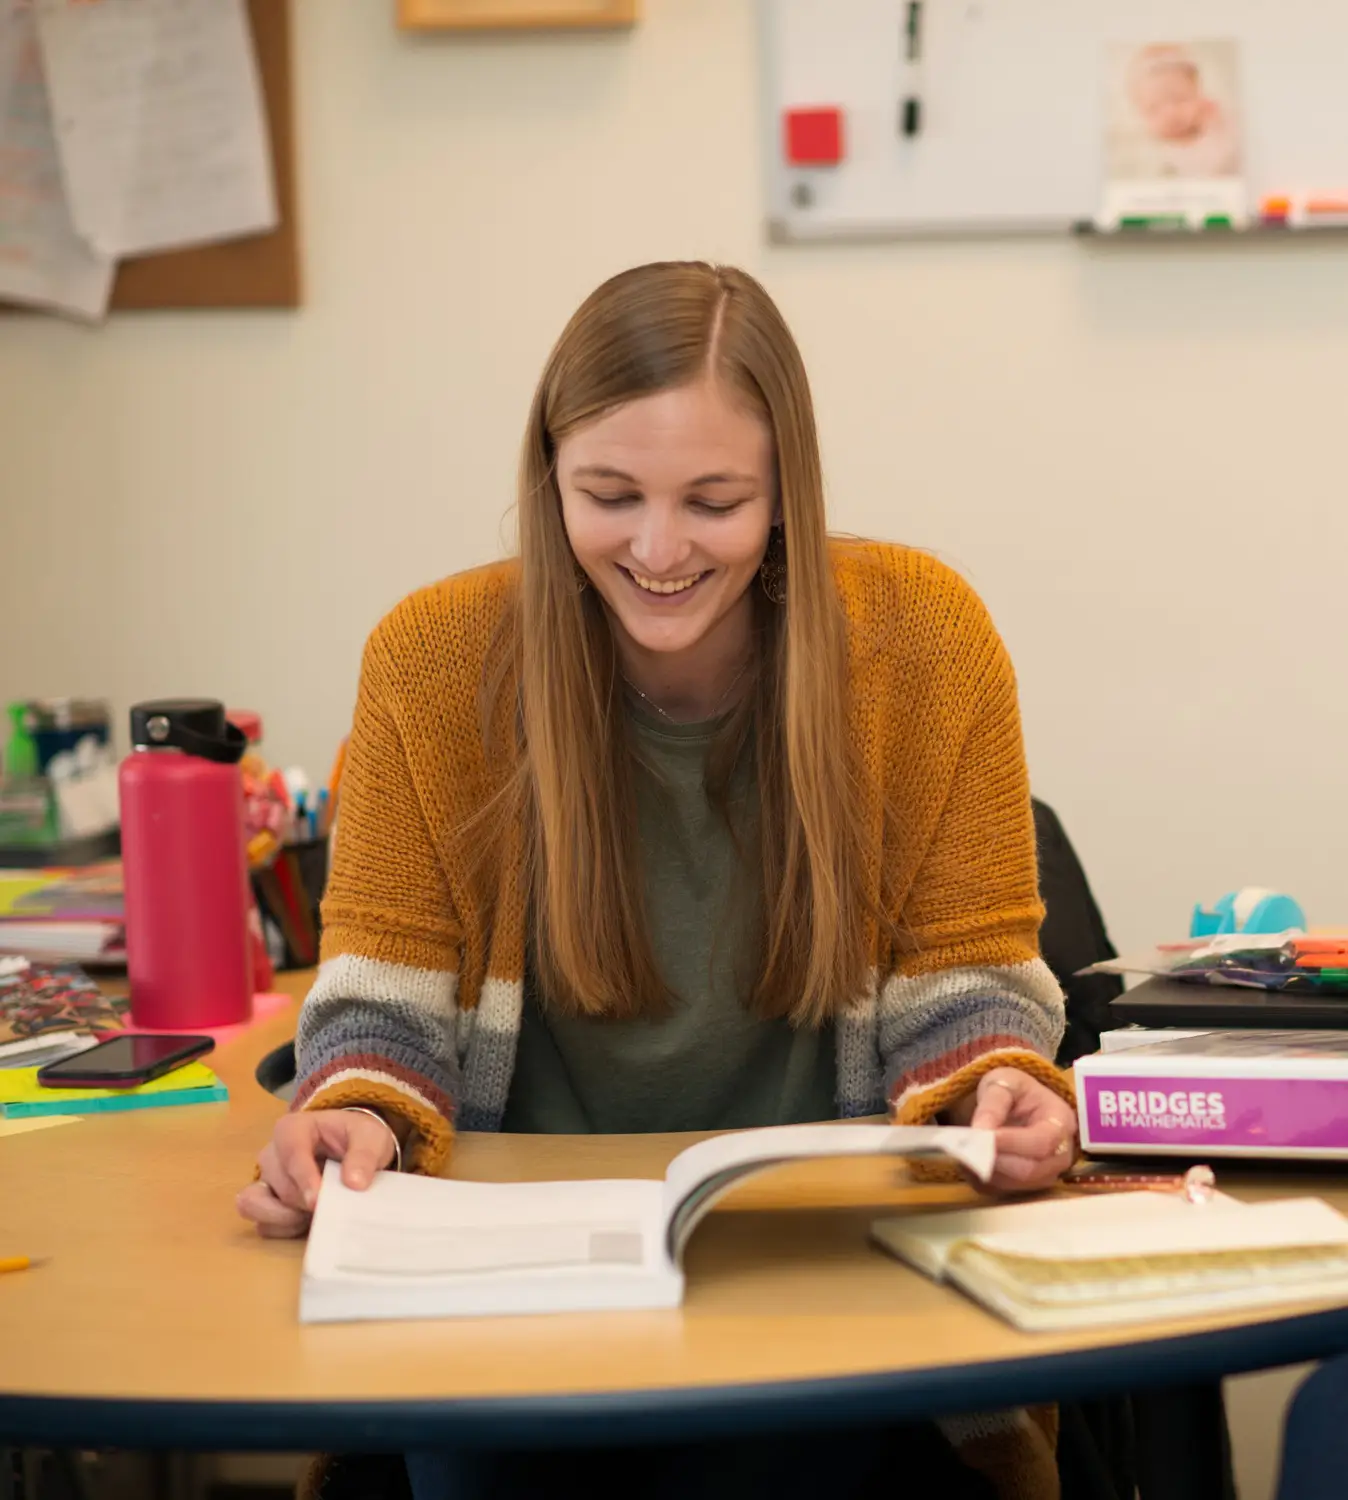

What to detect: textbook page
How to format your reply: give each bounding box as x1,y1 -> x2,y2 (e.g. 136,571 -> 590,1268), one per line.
301,1164 -> 677,1325
662,1123 -> 996,1261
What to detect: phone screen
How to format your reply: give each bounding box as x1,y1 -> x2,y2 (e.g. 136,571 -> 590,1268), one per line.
38,1033 -> 211,1081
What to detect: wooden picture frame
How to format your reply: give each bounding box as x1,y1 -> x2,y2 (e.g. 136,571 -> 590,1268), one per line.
398,0 -> 637,31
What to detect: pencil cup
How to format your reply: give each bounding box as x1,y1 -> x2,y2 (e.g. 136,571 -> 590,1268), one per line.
252,836 -> 328,971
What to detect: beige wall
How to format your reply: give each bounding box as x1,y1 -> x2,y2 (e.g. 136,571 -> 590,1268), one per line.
1,7 -> 1338,1485
4,0 -> 1346,955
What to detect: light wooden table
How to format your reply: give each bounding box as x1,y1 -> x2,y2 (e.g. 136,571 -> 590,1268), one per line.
3,971 -> 1348,1453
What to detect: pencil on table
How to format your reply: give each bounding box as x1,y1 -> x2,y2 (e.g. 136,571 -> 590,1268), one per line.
0,1255 -> 48,1275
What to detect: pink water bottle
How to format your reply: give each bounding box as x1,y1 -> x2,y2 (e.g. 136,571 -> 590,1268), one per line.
119,699 -> 253,1029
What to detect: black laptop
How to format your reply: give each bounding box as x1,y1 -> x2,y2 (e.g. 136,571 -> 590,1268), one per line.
1111,975 -> 1348,1030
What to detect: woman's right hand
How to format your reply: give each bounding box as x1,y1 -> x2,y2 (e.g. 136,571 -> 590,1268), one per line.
235,1108 -> 397,1239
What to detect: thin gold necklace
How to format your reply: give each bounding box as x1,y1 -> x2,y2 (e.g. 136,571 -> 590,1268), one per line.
620,662 -> 750,724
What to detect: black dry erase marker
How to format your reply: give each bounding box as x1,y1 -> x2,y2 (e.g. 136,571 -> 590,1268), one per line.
902,1 -> 924,138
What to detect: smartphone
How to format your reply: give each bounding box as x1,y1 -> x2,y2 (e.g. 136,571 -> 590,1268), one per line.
36,1033 -> 215,1089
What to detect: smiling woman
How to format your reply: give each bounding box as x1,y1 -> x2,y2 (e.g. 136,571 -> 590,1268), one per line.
237,262 -> 1078,1500
558,387 -> 775,701
509,266 -> 868,1033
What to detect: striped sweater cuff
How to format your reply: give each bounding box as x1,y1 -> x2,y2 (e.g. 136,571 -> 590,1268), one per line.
890,1047 -> 1076,1125
293,954 -> 463,1176
296,1070 -> 454,1176
879,959 -> 1066,1104
891,1046 -> 1076,1188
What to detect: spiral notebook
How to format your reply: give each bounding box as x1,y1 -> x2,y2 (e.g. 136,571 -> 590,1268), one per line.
872,1191 -> 1348,1332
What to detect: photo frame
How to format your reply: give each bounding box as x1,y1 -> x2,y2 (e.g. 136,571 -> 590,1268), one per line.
398,0 -> 637,31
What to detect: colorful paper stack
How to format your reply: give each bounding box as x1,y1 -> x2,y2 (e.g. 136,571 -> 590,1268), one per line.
0,864 -> 125,963
0,1059 -> 227,1119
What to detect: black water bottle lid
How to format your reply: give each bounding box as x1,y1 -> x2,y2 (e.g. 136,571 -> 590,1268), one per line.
129,698 -> 246,765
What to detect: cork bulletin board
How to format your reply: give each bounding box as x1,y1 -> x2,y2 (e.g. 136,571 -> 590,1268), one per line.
1,0 -> 300,314
110,0 -> 300,310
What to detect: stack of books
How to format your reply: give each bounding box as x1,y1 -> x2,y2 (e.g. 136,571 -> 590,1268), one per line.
0,863 -> 126,964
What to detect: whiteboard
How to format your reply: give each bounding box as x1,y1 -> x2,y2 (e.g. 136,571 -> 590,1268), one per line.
760,0 -> 1348,238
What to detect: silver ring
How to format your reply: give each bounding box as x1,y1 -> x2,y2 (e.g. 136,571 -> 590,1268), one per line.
339,1105 -> 403,1174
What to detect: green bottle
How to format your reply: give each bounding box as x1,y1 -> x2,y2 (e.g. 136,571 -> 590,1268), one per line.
3,702 -> 39,781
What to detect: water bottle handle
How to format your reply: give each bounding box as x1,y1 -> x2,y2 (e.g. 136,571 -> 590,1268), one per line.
148,716 -> 247,765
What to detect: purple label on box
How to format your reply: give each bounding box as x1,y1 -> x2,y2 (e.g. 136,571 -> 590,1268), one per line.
1081,1074 -> 1348,1151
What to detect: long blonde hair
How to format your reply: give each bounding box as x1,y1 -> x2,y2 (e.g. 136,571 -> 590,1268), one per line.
501,262 -> 869,1027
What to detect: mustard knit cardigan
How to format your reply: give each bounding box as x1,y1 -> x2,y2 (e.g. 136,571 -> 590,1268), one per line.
293,541 -> 1074,1500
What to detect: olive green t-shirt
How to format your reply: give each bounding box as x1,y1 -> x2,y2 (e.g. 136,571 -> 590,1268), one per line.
501,706 -> 836,1134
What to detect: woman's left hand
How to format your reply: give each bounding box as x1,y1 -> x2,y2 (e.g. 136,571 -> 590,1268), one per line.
967,1067 -> 1078,1193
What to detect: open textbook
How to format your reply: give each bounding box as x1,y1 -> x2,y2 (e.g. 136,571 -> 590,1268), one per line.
873,1190 -> 1348,1332
300,1123 -> 995,1324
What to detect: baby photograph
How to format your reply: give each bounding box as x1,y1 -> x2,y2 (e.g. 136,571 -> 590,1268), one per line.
1105,38 -> 1243,181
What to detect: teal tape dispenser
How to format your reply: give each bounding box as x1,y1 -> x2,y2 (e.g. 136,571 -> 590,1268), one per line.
1190,887 -> 1306,938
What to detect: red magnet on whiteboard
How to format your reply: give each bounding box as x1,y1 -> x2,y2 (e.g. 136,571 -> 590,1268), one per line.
784,107 -> 844,166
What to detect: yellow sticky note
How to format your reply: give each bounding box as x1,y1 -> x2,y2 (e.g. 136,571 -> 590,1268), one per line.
0,1061 -> 220,1107
0,1114 -> 81,1138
